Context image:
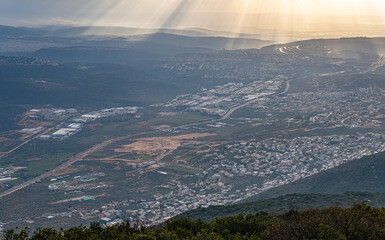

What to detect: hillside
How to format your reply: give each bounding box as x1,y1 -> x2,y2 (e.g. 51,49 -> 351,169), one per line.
0,25 -> 272,60
246,151 -> 385,201
3,204 -> 385,240
175,150 -> 385,222
175,192 -> 385,222
32,33 -> 271,65
0,56 -> 183,108
261,37 -> 385,57
0,56 -> 189,131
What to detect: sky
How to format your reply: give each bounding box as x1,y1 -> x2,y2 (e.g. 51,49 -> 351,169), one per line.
1,0 -> 385,37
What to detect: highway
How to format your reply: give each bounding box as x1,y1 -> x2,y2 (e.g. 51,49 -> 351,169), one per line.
221,80 -> 290,120
0,127 -> 54,160
220,99 -> 260,120
0,128 -> 187,199
279,47 -> 286,54
0,137 -> 118,199
0,121 -> 213,199
282,80 -> 291,94
0,85 -> 286,199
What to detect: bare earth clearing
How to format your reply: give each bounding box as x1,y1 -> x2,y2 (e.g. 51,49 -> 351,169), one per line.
114,133 -> 215,156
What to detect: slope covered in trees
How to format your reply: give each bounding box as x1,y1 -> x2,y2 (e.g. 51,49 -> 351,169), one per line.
3,204 -> 385,240
249,151 -> 385,201
176,192 -> 385,222
177,151 -> 385,222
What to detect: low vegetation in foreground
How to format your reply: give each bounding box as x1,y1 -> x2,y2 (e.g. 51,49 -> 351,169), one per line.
3,204 -> 385,240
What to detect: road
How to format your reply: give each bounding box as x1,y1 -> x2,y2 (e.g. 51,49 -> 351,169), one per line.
221,80 -> 290,120
279,47 -> 286,54
0,137 -> 118,199
0,127 -> 54,160
0,83 -> 286,199
0,119 -> 218,199
220,99 -> 260,120
282,80 -> 291,94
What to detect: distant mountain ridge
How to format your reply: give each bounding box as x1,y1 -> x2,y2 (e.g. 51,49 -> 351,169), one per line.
1,36 -> 385,131
31,32 -> 271,64
47,26 -> 266,39
0,25 -> 273,58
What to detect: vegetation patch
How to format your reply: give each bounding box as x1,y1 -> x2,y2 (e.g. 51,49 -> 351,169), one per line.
4,204 -> 385,240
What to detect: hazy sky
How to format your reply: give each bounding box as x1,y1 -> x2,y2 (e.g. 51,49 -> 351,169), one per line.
1,0 -> 385,36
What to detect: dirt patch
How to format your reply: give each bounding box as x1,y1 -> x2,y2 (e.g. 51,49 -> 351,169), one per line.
197,149 -> 210,154
363,122 -> 380,127
52,167 -> 80,177
83,158 -> 138,164
148,164 -> 160,169
115,133 -> 215,156
113,166 -> 121,171
283,128 -> 316,133
151,125 -> 171,130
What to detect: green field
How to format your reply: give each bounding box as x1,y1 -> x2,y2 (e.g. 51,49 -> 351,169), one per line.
147,112 -> 213,126
136,154 -> 152,160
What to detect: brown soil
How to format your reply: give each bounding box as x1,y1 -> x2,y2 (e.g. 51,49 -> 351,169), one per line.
115,133 -> 214,156
151,125 -> 171,130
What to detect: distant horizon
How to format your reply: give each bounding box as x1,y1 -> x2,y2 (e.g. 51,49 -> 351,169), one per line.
1,0 -> 385,40
1,23 -> 385,44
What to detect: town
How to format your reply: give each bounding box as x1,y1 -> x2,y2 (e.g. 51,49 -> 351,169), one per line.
3,79 -> 385,229
1,40 -> 385,231
268,86 -> 385,129
3,132 -> 384,229
161,77 -> 285,116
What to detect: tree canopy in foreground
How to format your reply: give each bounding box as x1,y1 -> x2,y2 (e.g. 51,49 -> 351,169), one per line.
3,204 -> 385,240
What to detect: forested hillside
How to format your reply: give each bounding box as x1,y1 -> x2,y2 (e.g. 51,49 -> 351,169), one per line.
3,204 -> 385,240
176,192 -> 385,222
249,151 -> 385,201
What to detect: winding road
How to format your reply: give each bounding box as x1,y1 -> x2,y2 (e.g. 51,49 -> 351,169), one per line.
0,80 -> 290,199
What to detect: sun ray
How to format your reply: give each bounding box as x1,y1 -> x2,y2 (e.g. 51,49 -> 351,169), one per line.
3,0 -> 384,40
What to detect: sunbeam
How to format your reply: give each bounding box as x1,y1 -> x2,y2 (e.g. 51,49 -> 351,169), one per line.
1,0 -> 384,39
